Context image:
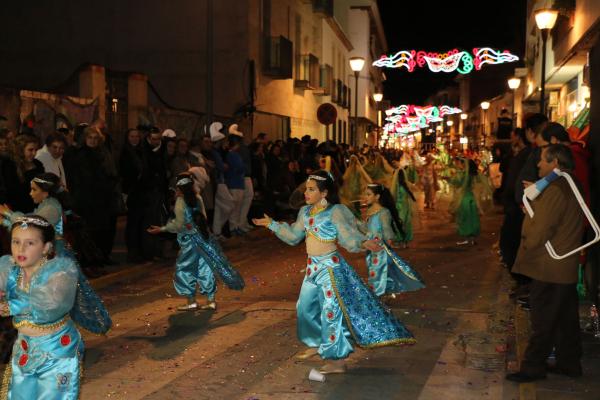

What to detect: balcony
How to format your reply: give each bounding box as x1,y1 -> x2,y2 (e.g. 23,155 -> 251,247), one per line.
343,85 -> 350,109
295,54 -> 320,90
332,79 -> 342,104
315,64 -> 333,96
313,0 -> 334,18
263,36 -> 293,79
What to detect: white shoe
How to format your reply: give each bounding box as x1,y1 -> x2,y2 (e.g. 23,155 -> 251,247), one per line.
177,302 -> 198,311
456,240 -> 469,246
296,347 -> 319,360
319,360 -> 347,374
200,302 -> 216,310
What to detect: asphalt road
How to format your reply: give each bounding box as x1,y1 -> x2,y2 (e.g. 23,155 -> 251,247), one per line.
80,204 -> 521,400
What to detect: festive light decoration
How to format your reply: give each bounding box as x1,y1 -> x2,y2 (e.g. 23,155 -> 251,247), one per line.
382,103 -> 463,138
373,48 -> 518,74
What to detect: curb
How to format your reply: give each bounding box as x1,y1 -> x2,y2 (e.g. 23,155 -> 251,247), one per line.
514,304 -> 536,400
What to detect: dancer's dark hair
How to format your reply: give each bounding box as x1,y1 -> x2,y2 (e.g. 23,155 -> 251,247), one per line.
307,169 -> 340,205
31,173 -> 69,207
176,173 -> 209,239
367,184 -> 404,237
397,168 -> 416,202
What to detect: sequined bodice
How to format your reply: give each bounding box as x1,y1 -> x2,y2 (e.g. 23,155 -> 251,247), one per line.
303,206 -> 337,243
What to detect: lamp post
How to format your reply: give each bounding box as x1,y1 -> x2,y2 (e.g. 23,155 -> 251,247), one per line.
534,8 -> 558,115
480,101 -> 490,146
373,92 -> 383,147
349,57 -> 365,146
507,77 -> 521,127
460,112 -> 468,135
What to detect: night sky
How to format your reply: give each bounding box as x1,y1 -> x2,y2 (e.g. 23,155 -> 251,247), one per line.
377,0 -> 527,105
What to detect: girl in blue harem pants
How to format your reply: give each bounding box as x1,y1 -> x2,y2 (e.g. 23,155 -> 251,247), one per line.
254,170 -> 415,376
0,215 -> 111,399
360,184 -> 425,298
149,173 -> 244,311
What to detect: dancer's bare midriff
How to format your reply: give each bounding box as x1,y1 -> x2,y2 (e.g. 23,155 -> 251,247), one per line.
306,235 -> 337,257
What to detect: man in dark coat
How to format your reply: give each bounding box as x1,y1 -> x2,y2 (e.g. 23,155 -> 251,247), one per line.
507,144 -> 584,382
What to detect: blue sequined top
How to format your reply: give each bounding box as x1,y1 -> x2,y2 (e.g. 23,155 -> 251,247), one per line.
360,209 -> 396,242
268,204 -> 366,252
0,255 -> 78,327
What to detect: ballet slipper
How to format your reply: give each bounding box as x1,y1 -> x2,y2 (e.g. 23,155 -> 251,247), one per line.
319,359 -> 347,374
296,347 -> 319,360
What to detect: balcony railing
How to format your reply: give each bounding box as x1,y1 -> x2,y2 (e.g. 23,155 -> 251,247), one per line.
263,36 -> 293,79
295,53 -> 319,89
315,64 -> 333,96
342,84 -> 349,109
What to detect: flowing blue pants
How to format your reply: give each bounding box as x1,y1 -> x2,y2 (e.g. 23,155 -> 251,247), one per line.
174,235 -> 216,301
297,252 -> 354,360
367,243 -> 425,297
6,321 -> 83,400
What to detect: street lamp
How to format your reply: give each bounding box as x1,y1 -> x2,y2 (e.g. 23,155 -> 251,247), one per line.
349,57 -> 365,146
373,92 -> 383,147
507,77 -> 521,127
535,8 -> 558,114
480,101 -> 490,146
460,112 -> 468,135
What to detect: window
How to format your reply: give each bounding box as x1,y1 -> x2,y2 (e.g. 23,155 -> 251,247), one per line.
263,36 -> 293,79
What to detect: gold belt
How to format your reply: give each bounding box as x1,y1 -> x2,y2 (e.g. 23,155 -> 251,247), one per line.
13,315 -> 70,333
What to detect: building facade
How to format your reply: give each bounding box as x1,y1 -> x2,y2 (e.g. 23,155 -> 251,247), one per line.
0,0 -> 385,146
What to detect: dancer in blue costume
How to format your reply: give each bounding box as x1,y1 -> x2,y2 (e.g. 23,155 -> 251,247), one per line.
253,170 -> 415,375
360,184 -> 425,298
0,173 -> 111,333
0,215 -> 110,399
148,173 -> 244,311
1,174 -> 71,257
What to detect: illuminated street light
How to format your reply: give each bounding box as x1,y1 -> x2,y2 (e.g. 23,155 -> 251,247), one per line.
349,57 -> 366,146
480,101 -> 490,146
535,8 -> 558,114
508,77 -> 521,90
373,92 -> 383,146
508,77 -> 521,126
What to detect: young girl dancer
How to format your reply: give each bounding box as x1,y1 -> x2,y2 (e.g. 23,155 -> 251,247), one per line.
148,173 -> 244,311
253,170 -> 415,376
0,173 -> 111,332
361,184 -> 425,298
0,215 -> 110,398
391,168 -> 417,248
447,159 -> 480,245
1,173 -> 70,256
421,155 -> 439,210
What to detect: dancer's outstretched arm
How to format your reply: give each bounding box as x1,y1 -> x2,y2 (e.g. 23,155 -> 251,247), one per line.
254,205 -> 308,246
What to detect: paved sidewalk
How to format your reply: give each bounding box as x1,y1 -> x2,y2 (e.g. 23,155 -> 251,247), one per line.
511,295 -> 600,399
